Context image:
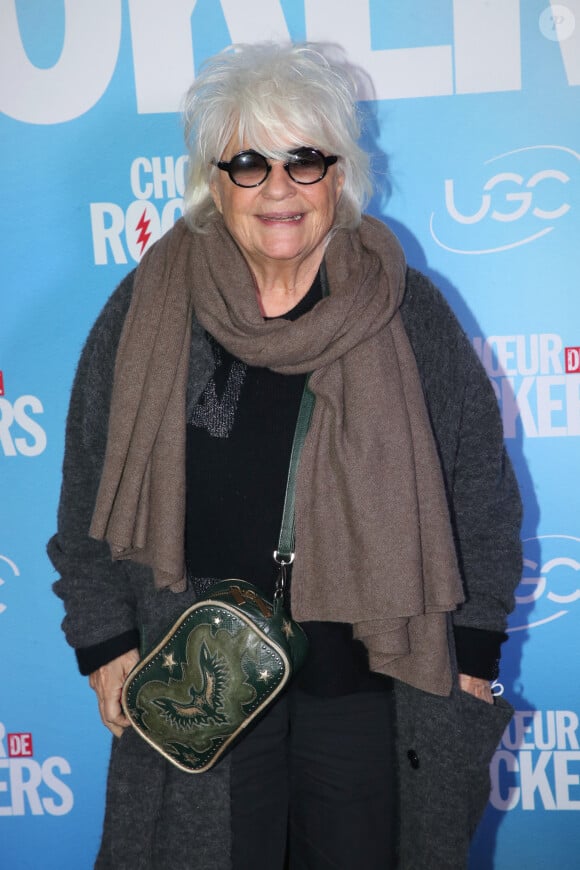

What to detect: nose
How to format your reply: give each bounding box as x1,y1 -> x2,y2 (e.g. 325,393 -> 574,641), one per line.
261,161 -> 296,198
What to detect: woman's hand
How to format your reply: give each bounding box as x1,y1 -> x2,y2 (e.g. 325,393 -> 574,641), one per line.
88,648 -> 140,737
458,673 -> 494,704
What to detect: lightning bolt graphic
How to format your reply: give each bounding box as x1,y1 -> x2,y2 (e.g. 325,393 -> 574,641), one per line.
135,209 -> 152,256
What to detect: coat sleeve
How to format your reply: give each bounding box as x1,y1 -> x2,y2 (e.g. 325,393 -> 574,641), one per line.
401,269 -> 522,676
449,348 -> 523,633
48,272 -> 141,674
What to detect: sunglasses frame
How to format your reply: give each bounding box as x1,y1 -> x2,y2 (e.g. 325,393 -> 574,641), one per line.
212,148 -> 338,188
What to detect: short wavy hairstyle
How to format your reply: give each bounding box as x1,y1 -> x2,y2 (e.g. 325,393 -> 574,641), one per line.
182,42 -> 372,232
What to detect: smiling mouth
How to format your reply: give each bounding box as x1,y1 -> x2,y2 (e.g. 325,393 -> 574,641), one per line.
258,213 -> 304,223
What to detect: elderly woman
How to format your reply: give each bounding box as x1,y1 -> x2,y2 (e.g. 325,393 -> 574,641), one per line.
49,42 -> 521,869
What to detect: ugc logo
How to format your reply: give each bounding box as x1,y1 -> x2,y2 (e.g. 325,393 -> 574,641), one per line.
0,554 -> 20,615
508,535 -> 580,632
429,145 -> 579,255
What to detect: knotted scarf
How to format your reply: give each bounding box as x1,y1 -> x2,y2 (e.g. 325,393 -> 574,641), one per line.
90,214 -> 464,695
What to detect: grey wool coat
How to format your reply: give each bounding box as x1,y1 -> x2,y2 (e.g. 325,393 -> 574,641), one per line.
49,266 -> 522,869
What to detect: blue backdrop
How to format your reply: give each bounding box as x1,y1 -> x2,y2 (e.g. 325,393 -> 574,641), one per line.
1,1 -> 579,867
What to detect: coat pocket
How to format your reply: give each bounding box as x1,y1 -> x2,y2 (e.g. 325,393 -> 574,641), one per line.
458,690 -> 513,832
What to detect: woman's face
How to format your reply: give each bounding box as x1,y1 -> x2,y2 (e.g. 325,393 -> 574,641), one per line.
209,138 -> 344,281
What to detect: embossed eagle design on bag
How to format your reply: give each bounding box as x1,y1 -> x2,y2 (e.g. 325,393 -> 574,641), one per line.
151,641 -> 229,728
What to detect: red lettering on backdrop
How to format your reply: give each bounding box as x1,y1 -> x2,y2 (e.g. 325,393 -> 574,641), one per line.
8,732 -> 34,757
565,347 -> 580,373
0,370 -> 4,396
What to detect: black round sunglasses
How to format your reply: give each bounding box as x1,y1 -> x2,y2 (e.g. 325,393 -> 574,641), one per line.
212,147 -> 339,188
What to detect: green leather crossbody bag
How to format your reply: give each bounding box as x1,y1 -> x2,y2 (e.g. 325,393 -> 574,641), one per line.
121,380 -> 313,773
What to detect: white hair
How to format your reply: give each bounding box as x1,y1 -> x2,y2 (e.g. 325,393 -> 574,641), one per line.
182,42 -> 372,232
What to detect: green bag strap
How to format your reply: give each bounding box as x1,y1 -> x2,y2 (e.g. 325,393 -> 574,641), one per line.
273,268 -> 328,602
275,376 -> 316,568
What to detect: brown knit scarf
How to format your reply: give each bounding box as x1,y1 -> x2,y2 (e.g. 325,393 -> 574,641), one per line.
90,214 -> 464,695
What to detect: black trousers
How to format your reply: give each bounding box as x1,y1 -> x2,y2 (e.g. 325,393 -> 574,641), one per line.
230,683 -> 397,869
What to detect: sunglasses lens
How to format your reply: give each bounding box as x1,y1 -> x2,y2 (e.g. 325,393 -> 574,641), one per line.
286,149 -> 327,183
229,152 -> 269,186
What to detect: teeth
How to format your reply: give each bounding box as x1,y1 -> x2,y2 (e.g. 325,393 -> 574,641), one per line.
263,215 -> 301,221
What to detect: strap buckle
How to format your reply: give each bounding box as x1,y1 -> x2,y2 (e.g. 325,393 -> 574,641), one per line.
273,550 -> 294,601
